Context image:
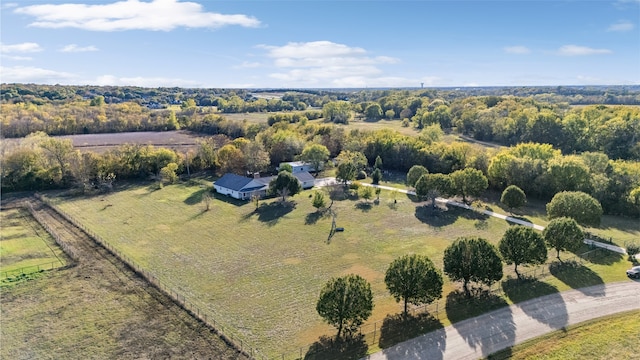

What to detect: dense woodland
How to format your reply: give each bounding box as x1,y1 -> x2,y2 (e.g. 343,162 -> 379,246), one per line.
1,84 -> 639,218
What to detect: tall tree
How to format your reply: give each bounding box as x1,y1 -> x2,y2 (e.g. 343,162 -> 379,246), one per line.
316,274 -> 373,339
500,185 -> 527,214
543,217 -> 584,260
384,254 -> 443,315
364,103 -> 383,121
374,155 -> 383,170
336,161 -> 357,186
414,173 -> 452,209
406,165 -> 429,187
322,101 -> 353,124
269,170 -> 301,202
244,141 -> 271,174
443,237 -> 503,297
498,226 -> 547,278
546,191 -> 603,227
450,168 -> 488,204
300,143 -> 330,175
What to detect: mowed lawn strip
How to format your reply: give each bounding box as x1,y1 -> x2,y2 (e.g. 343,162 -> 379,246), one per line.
487,310 -> 640,360
0,208 -> 67,276
51,181 -> 634,356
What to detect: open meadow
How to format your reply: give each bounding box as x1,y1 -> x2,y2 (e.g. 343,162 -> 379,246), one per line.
0,207 -> 68,281
46,177 -> 638,357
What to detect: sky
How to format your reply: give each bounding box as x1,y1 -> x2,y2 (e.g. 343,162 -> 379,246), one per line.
1,0 -> 639,88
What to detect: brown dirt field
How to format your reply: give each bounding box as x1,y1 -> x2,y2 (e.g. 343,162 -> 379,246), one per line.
0,197 -> 249,360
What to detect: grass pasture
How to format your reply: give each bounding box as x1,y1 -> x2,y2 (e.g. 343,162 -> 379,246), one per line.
48,179 -> 636,357
0,208 -> 67,281
487,310 -> 640,360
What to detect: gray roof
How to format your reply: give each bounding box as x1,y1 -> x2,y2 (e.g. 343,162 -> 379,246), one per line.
214,173 -> 254,192
294,171 -> 315,182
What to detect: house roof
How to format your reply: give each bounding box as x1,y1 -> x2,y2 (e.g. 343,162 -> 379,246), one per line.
214,173 -> 254,192
293,171 -> 315,182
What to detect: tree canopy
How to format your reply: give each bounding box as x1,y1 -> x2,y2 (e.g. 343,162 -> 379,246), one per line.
443,237 -> 503,296
384,254 -> 443,315
543,217 -> 584,260
546,191 -> 603,227
501,185 -> 527,213
316,274 -> 373,339
498,226 -> 547,278
269,171 -> 301,202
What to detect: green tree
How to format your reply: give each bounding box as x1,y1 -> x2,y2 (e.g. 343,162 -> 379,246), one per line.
384,254 -> 443,315
316,274 -> 373,339
414,173 -> 453,209
450,168 -> 488,204
300,143 -> 330,175
336,161 -> 357,186
89,95 -> 105,106
312,191 -> 327,211
543,217 -> 584,260
159,162 -> 179,185
500,185 -> 527,214
371,168 -> 382,185
279,163 -> 293,173
39,136 -> 77,186
364,103 -> 383,121
546,191 -> 603,227
443,237 -> 503,297
244,141 -> 271,174
407,165 -> 429,187
374,155 -> 383,170
336,150 -> 368,172
322,101 -> 353,124
359,185 -> 373,203
269,170 -> 301,202
547,156 -> 591,193
498,226 -> 547,278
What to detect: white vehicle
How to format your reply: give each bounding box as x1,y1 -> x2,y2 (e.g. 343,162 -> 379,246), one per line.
626,266 -> 640,279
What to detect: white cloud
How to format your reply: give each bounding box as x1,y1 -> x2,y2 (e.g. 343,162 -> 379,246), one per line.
1,42 -> 43,53
0,66 -> 77,83
60,44 -> 99,52
1,55 -> 34,61
258,41 -> 406,87
14,0 -> 261,31
233,61 -> 262,69
607,20 -> 635,32
557,45 -> 612,56
504,46 -> 531,54
94,75 -> 202,87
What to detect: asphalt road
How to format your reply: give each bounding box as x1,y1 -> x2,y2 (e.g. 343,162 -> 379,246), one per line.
364,281 -> 640,360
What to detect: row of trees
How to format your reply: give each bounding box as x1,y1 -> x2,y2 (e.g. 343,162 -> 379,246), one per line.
316,217 -> 585,339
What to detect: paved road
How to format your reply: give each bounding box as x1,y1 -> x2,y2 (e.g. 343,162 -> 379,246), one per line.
364,281 -> 640,360
318,179 -> 630,256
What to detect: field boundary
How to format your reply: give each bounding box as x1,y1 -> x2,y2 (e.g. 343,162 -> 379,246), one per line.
33,194 -> 266,359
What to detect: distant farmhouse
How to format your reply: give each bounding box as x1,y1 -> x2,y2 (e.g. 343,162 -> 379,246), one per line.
277,161 -> 321,174
214,171 -> 315,200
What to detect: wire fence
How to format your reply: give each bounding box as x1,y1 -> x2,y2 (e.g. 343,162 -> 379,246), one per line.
0,261 -> 65,280
32,194 -> 268,360
28,194 -> 622,360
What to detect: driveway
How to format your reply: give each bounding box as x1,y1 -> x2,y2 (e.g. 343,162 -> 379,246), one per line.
364,281 -> 640,360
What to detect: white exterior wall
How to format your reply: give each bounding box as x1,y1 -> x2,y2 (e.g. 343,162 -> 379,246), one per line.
214,184 -> 242,199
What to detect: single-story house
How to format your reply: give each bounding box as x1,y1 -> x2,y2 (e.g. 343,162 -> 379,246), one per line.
277,161 -> 321,174
214,171 -> 315,200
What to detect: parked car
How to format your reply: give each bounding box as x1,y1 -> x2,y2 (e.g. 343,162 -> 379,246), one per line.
627,266 -> 640,279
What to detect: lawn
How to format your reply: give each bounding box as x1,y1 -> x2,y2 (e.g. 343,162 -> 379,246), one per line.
487,310 -> 640,360
0,208 -> 67,281
48,179 -> 636,357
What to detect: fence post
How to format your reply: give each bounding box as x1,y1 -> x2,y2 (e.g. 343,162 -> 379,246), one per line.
373,322 -> 376,344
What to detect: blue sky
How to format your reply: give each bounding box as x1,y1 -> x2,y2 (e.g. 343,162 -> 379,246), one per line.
1,0 -> 639,88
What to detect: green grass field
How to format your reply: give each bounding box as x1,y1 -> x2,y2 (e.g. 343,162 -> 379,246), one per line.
487,310 -> 640,360
0,208 -> 67,281
48,179 -> 637,357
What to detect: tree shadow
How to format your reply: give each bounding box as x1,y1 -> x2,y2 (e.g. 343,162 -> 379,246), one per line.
212,191 -> 246,206
377,313 -> 445,358
242,201 -> 295,226
505,215 -> 534,227
578,246 -> 624,266
549,260 -> 605,297
304,334 -> 368,360
414,205 -> 457,228
305,210 -> 329,225
183,188 -> 206,205
502,278 -> 568,329
446,289 -> 515,358
355,202 -> 372,212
